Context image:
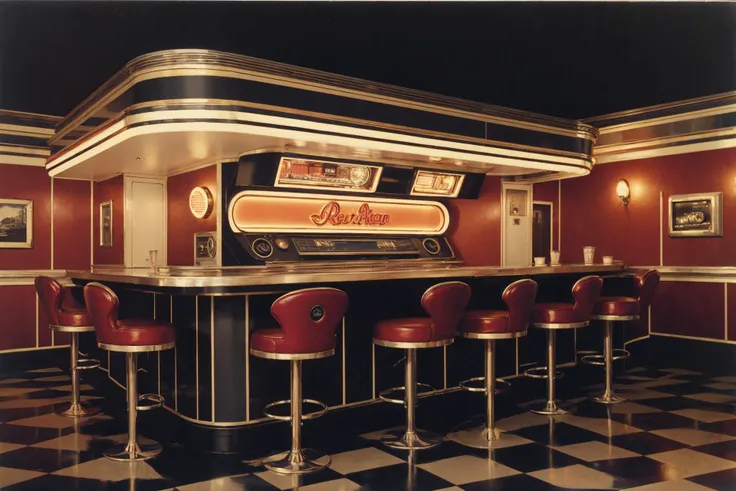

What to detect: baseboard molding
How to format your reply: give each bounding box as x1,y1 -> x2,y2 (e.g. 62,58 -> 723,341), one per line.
647,335 -> 736,373
0,346 -> 68,373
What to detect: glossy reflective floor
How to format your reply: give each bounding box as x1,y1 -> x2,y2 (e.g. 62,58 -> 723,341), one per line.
1,366 -> 736,490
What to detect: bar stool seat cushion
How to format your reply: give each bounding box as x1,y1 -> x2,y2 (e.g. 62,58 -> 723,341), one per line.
251,327 -> 292,354
374,318 -> 444,343
57,306 -> 93,327
251,326 -> 339,355
461,310 -> 510,334
105,319 -> 175,347
533,302 -> 578,324
594,296 -> 639,317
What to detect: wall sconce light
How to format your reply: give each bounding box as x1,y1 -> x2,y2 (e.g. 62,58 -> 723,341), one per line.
616,179 -> 631,205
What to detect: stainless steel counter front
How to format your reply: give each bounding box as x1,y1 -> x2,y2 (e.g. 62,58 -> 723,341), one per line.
68,262 -> 627,289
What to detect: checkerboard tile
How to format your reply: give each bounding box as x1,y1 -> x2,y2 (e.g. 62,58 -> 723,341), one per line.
0,366 -> 736,490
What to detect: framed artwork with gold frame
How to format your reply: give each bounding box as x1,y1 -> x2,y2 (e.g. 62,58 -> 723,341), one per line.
669,192 -> 722,237
0,198 -> 33,249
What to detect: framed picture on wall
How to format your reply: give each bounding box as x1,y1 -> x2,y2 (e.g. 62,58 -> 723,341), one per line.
0,198 -> 33,249
100,200 -> 113,247
669,192 -> 723,237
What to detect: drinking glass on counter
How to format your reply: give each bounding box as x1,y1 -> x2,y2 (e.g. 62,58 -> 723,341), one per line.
583,246 -> 595,265
550,250 -> 560,266
602,255 -> 613,265
534,256 -> 546,266
149,249 -> 158,272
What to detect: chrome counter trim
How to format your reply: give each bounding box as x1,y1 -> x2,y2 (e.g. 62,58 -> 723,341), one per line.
67,264 -> 627,289
629,266 -> 736,284
0,270 -> 71,286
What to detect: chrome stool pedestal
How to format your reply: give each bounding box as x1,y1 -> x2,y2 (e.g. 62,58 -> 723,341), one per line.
583,316 -> 637,405
454,333 -> 526,448
261,358 -> 330,475
52,326 -> 101,418
527,275 -> 602,416
525,329 -> 580,416
103,350 -> 168,462
379,347 -> 442,450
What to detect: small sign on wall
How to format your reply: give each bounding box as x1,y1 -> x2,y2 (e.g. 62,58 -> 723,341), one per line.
669,192 -> 723,237
100,200 -> 113,247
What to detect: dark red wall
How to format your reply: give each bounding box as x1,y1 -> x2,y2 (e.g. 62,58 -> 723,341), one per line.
561,147 -> 736,341
0,285 -> 37,351
54,179 -> 91,270
0,165 -> 51,270
93,175 -> 124,265
448,176 -> 502,266
651,282 -> 725,340
560,159 -> 661,266
167,165 -> 218,266
561,147 -> 736,267
0,165 -> 93,352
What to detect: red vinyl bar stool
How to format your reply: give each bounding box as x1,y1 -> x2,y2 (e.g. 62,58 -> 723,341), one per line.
373,281 -> 471,450
454,279 -> 537,448
83,282 -> 175,462
251,288 -> 349,475
525,275 -> 602,415
34,276 -> 101,418
584,269 -> 660,404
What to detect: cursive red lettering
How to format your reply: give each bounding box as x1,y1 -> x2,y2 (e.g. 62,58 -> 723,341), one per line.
310,201 -> 390,227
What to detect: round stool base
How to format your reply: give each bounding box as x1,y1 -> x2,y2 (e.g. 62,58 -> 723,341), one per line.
593,391 -> 627,405
104,442 -> 162,462
55,401 -> 101,419
449,424 -> 502,449
264,449 -> 330,475
528,400 -> 576,416
381,429 -> 441,450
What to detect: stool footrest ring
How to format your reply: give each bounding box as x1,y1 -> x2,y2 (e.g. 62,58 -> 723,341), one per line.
581,349 -> 631,366
459,377 -> 511,394
263,399 -> 328,421
524,367 -> 564,380
75,358 -> 101,371
379,383 -> 435,405
136,393 -> 164,411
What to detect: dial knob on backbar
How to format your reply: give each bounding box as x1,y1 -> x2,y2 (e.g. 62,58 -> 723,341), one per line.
422,238 -> 441,255
252,238 -> 274,259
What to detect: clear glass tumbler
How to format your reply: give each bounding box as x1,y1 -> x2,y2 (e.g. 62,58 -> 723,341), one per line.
583,246 -> 595,265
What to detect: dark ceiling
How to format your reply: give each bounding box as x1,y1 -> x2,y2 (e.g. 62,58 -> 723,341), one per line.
0,2 -> 733,120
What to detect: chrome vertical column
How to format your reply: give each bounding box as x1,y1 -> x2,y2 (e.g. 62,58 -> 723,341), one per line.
528,330 -> 575,415
104,353 -> 163,461
483,339 -> 500,441
381,348 -> 441,450
56,332 -> 101,418
264,359 -> 330,474
594,321 -> 625,404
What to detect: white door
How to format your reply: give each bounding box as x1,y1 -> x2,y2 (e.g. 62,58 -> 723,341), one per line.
125,177 -> 166,268
502,183 -> 532,267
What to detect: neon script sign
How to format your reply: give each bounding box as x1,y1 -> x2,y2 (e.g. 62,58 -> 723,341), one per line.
310,202 -> 390,226
228,190 -> 449,235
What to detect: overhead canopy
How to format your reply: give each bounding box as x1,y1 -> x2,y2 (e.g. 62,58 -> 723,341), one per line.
44,50 -> 597,182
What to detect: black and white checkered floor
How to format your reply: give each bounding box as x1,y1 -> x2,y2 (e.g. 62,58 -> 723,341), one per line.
1,366 -> 736,490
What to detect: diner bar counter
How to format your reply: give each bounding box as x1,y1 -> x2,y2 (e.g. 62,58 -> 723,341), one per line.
67,263 -> 627,453
68,263 -> 626,291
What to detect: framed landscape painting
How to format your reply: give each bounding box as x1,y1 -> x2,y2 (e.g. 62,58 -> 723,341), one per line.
0,198 -> 33,248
